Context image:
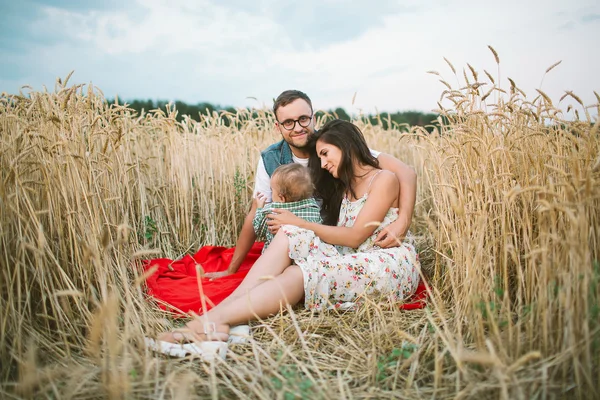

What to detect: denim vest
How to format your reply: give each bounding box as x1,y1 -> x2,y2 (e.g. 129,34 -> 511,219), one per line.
260,140 -> 294,177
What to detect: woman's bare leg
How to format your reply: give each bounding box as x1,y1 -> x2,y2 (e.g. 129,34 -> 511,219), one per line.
205,265 -> 304,326
159,231 -> 300,342
215,231 -> 292,306
160,265 -> 304,342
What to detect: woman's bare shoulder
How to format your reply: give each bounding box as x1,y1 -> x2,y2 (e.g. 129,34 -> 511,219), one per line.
373,169 -> 398,185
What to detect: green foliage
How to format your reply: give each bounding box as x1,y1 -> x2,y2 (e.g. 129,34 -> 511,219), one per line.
143,215 -> 158,243
270,364 -> 315,399
332,107 -> 350,121
111,98 -> 440,130
233,169 -> 246,201
590,260 -> 600,352
233,168 -> 248,215
376,342 -> 418,381
476,275 -> 509,328
129,368 -> 138,380
366,111 -> 439,132
493,275 -> 504,299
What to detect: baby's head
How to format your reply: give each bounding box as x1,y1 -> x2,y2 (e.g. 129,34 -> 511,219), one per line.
270,164 -> 314,203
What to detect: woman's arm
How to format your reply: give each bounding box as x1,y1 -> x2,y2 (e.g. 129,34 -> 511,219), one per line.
374,153 -> 417,247
269,171 -> 399,248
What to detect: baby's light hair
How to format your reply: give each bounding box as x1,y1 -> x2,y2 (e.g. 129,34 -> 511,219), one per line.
271,164 -> 314,202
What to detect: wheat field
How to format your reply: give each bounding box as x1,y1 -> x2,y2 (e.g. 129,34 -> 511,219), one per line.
1,60 -> 599,399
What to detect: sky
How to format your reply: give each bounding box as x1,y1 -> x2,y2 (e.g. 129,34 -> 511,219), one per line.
1,0 -> 599,116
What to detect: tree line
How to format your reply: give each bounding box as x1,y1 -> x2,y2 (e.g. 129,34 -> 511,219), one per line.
117,99 -> 440,131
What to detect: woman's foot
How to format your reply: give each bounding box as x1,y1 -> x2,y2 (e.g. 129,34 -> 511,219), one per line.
157,319 -> 230,344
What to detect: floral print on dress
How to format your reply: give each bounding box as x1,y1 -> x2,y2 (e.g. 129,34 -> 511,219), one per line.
282,193 -> 420,311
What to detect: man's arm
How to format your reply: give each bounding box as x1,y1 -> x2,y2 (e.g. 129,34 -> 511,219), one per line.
227,199 -> 259,274
205,199 -> 258,279
227,158 -> 268,273
375,153 -> 417,247
206,158 -> 269,279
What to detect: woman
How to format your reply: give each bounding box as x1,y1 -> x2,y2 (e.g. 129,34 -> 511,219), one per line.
151,120 -> 420,357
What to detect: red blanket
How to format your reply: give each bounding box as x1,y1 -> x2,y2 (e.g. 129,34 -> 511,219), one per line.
142,243 -> 428,314
141,243 -> 264,314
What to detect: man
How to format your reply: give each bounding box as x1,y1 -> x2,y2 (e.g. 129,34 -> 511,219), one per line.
206,90 -> 417,278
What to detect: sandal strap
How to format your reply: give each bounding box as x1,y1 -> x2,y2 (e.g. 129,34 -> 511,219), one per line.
203,322 -> 216,335
169,322 -> 228,343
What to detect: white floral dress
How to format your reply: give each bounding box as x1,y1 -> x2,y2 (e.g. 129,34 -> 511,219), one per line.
281,191 -> 421,311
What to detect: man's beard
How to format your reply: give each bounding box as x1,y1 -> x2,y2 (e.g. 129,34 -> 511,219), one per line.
289,140 -> 308,150
287,130 -> 313,150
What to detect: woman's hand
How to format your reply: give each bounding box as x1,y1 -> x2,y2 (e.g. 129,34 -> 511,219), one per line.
374,217 -> 409,248
266,209 -> 304,234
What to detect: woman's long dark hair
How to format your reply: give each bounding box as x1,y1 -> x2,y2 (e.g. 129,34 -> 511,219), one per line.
308,120 -> 380,226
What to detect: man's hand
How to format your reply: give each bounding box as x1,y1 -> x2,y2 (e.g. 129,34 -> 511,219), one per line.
204,271 -> 231,280
374,217 -> 409,248
255,192 -> 268,209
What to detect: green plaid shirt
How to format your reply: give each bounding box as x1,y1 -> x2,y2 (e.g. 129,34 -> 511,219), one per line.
253,198 -> 322,248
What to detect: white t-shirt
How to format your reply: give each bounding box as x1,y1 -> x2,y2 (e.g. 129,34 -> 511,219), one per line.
253,149 -> 381,202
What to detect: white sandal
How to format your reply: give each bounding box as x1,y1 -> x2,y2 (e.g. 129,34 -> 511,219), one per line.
145,322 -> 229,360
144,337 -> 227,359
228,324 -> 251,344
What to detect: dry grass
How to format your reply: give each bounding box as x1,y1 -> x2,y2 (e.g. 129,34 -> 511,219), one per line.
1,62 -> 598,399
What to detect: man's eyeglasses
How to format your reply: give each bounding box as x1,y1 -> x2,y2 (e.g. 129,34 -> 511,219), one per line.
277,114 -> 313,131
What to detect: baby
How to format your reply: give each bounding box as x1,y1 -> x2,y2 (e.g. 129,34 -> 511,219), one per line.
253,163 -> 322,248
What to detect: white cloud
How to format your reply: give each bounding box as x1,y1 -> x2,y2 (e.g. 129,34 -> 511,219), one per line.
259,0 -> 600,114
1,0 -> 598,116
40,0 -> 285,56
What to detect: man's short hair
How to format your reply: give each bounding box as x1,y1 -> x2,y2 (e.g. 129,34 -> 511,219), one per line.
273,90 -> 313,119
271,163 -> 314,202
